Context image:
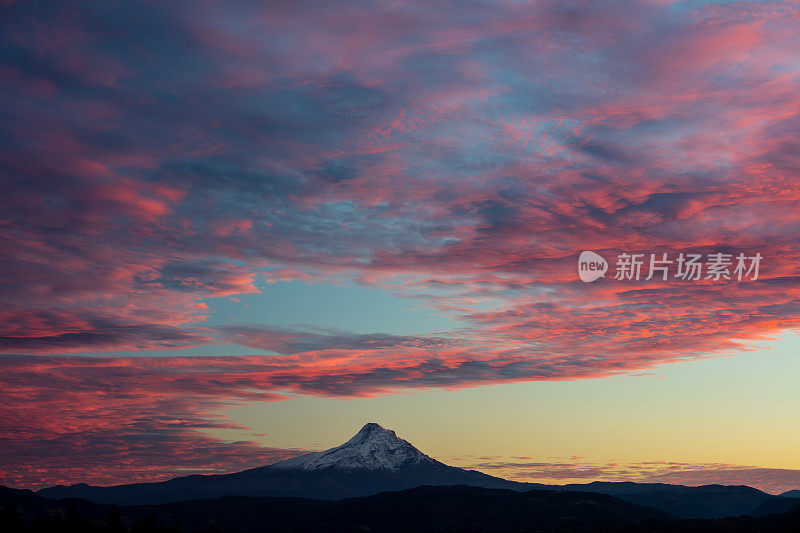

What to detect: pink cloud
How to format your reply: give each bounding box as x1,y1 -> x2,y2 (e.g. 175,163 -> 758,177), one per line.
460,458 -> 800,495
2,0 -> 800,487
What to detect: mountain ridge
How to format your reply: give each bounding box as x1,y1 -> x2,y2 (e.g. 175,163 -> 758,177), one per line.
36,422 -> 794,519
7,483 -> 800,532
3,483 -> 680,532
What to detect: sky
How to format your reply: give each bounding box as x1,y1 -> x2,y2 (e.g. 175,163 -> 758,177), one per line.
1,0 -> 799,494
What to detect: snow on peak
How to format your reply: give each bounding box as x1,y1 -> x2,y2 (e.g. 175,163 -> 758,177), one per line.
272,423 -> 435,472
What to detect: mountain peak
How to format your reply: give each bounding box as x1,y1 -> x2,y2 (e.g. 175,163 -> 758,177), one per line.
273,422 -> 435,472
360,422 -> 390,432
345,422 -> 397,444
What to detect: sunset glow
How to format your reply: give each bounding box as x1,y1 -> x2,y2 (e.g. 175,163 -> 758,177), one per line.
1,0 -> 799,496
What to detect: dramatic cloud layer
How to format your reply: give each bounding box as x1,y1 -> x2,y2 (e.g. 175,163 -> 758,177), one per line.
2,0 -> 800,486
0,355 -> 305,488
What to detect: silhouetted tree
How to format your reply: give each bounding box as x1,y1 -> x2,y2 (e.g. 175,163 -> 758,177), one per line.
0,502 -> 25,533
30,512 -> 50,533
104,504 -> 125,533
131,512 -> 158,533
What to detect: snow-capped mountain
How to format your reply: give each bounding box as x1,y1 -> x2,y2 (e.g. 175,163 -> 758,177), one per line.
39,422 -> 531,504
273,422 -> 435,471
36,422 -> 774,519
